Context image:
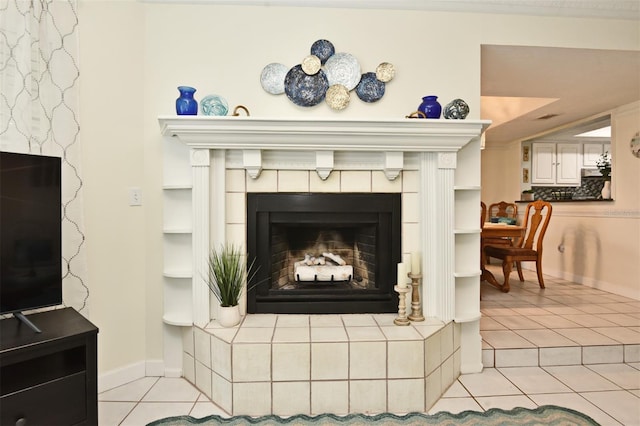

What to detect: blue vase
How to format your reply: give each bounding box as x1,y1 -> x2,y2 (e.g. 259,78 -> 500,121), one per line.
176,86 -> 198,115
417,95 -> 442,119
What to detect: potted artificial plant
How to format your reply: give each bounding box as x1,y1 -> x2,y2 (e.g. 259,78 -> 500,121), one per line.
206,244 -> 257,327
522,189 -> 535,201
596,151 -> 612,199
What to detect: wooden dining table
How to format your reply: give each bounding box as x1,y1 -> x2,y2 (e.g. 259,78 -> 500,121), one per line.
481,222 -> 526,291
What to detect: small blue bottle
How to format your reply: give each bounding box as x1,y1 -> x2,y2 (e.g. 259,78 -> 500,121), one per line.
176,86 -> 198,115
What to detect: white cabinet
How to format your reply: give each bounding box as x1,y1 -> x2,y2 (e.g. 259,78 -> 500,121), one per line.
583,143 -> 611,168
532,142 -> 580,186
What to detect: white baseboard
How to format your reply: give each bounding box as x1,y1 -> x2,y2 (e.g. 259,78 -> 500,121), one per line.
533,266 -> 639,301
145,359 -> 165,377
98,359 -> 167,393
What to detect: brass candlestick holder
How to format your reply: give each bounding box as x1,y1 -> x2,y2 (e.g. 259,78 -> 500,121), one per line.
408,273 -> 425,322
393,285 -> 412,326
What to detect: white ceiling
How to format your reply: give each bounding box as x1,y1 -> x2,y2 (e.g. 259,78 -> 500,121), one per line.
173,0 -> 640,20
481,45 -> 640,147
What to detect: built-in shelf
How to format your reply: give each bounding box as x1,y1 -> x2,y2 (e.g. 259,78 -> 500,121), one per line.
163,270 -> 192,279
162,313 -> 192,327
454,271 -> 482,278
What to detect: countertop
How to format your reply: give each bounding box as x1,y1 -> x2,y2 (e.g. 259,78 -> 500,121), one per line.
515,198 -> 613,203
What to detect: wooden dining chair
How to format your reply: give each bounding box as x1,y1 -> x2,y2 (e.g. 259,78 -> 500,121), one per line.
484,201 -> 518,263
488,201 -> 518,221
481,202 -> 487,227
483,200 -> 552,292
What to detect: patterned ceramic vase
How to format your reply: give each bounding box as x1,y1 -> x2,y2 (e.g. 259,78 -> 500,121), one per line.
417,95 -> 442,119
176,86 -> 198,115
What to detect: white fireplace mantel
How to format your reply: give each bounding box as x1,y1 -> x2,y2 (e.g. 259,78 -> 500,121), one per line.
159,115 -> 490,376
159,116 -> 487,152
159,116 -> 489,180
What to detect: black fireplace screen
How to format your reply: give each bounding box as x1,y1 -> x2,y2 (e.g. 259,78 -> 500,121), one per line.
246,193 -> 401,314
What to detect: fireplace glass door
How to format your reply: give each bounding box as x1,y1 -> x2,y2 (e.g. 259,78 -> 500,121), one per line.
247,193 -> 401,314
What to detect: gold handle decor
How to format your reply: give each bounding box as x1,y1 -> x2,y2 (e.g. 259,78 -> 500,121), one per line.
406,111 -> 426,119
232,105 -> 250,116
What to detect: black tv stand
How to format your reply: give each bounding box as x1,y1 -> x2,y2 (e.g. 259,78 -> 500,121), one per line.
13,312 -> 42,333
0,307 -> 98,425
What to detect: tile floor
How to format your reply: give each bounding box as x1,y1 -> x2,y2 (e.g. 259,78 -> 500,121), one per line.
99,265 -> 640,425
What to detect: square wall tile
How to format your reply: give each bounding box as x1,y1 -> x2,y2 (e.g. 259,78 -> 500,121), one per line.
211,336 -> 232,380
225,192 -> 245,224
340,171 -> 371,192
194,328 -> 211,368
183,352 -> 195,384
311,342 -> 348,380
211,373 -> 232,413
402,193 -> 419,223
625,344 -> 640,362
388,378 -> 425,413
539,347 -> 581,366
195,361 -> 212,400
583,345 -> 624,364
273,382 -> 311,415
454,348 -> 461,378
425,368 -> 442,411
310,171 -> 340,192
350,380 -> 387,414
278,170 -> 309,192
350,341 -> 386,379
182,327 -> 194,356
440,355 -> 455,394
232,343 -> 271,382
402,223 -> 420,255
482,348 -> 495,368
225,224 -> 246,249
233,382 -> 271,416
226,169 -> 246,192
454,322 -> 461,351
425,332 -> 442,375
495,348 -> 539,367
402,170 -> 419,193
372,171 -> 402,192
388,340 -> 425,378
246,170 -> 277,192
311,381 -> 348,415
272,343 -> 310,381
441,323 -> 454,360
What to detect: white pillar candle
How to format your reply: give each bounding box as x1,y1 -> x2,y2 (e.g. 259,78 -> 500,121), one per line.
411,251 -> 421,275
397,263 -> 406,288
403,254 -> 412,275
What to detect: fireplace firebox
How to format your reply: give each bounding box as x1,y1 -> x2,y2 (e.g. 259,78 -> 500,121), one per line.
247,193 -> 401,314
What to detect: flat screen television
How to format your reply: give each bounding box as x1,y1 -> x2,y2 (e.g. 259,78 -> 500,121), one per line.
1,151 -> 62,332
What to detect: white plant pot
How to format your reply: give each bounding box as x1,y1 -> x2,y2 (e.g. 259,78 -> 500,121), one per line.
217,305 -> 241,327
601,180 -> 611,199
522,193 -> 534,201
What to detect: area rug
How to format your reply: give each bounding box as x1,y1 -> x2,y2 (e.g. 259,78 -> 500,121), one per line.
146,405 -> 600,425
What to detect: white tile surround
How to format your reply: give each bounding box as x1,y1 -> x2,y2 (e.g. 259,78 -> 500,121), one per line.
159,117 -> 489,415
183,315 -> 460,416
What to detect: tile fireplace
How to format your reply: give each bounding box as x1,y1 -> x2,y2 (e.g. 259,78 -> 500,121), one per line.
246,192 -> 401,314
159,116 -> 489,414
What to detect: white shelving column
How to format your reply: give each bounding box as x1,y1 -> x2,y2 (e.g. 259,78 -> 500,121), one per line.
161,137 -> 194,376
453,136 -> 483,374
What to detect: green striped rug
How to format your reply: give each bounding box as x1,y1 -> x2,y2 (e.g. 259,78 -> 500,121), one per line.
147,405 -> 599,425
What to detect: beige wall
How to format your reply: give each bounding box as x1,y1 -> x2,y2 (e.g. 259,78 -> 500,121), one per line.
481,102 -> 640,299
77,1 -> 640,378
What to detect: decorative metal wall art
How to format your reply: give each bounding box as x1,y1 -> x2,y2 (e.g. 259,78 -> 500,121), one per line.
261,39 -> 395,110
